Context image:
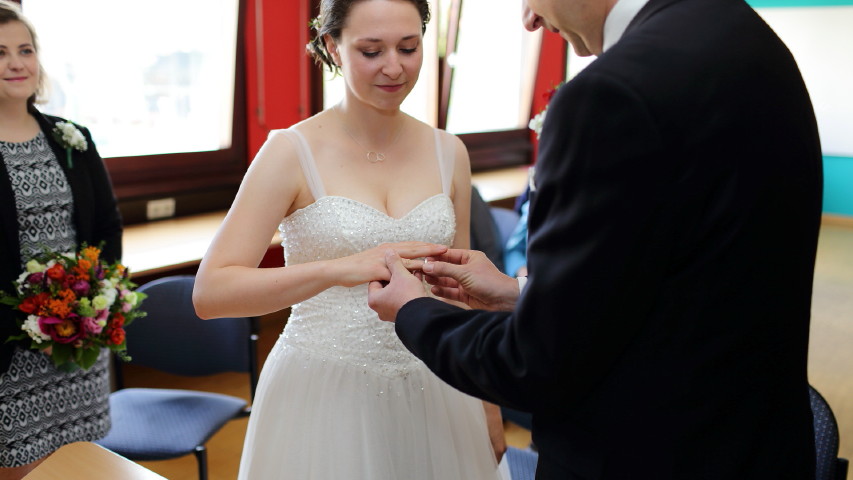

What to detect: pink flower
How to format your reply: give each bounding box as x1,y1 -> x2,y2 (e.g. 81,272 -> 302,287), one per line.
38,314 -> 84,344
96,309 -> 109,323
81,316 -> 103,335
71,279 -> 90,296
27,272 -> 44,285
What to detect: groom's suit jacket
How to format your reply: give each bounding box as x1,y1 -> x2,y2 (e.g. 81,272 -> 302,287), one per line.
395,0 -> 822,477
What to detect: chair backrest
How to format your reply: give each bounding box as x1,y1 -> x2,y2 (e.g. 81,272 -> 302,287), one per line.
491,206 -> 521,247
810,385 -> 845,480
505,446 -> 538,480
121,275 -> 259,399
470,186 -> 507,273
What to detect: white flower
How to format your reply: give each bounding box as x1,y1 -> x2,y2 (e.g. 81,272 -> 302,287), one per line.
92,295 -> 110,310
528,108 -> 547,139
123,291 -> 139,307
22,315 -> 50,343
94,282 -> 118,308
53,121 -> 88,152
25,259 -> 46,273
528,166 -> 537,193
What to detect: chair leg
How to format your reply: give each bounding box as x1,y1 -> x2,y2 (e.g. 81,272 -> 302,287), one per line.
837,458 -> 849,480
194,445 -> 208,480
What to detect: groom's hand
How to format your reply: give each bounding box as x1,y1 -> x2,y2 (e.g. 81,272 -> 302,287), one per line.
422,249 -> 520,311
368,250 -> 428,322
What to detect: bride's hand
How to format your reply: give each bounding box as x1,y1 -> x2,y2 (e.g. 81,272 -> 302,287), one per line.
333,242 -> 447,288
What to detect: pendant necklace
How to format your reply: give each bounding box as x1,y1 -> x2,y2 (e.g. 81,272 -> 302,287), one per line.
335,105 -> 404,163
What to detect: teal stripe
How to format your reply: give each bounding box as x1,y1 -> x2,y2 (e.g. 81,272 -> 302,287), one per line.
823,156 -> 853,217
748,0 -> 853,7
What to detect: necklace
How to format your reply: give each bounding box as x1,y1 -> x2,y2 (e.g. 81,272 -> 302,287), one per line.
334,105 -> 404,163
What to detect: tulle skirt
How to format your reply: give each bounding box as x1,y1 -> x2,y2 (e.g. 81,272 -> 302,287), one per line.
238,336 -> 507,480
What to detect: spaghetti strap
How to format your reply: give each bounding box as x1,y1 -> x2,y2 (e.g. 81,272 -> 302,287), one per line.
434,129 -> 455,196
277,128 -> 326,200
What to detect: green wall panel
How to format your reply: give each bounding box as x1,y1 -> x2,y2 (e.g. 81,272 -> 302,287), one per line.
823,156 -> 853,217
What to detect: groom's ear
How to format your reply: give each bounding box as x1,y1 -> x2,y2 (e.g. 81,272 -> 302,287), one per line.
324,34 -> 342,67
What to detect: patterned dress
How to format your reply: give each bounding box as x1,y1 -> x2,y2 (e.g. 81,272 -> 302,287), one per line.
0,132 -> 110,467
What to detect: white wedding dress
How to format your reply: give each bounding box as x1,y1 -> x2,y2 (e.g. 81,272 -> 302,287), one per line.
237,128 -> 508,480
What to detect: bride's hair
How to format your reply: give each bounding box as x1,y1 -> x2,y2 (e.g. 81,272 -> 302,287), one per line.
307,0 -> 431,74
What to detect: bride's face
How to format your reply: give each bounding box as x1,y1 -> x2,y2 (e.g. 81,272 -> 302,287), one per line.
327,0 -> 423,112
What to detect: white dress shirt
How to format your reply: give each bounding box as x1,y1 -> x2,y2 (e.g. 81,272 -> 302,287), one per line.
602,0 -> 650,52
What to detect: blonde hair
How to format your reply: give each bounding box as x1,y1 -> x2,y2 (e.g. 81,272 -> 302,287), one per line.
0,0 -> 47,107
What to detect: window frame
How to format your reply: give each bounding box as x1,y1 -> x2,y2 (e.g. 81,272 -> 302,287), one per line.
22,0 -> 250,219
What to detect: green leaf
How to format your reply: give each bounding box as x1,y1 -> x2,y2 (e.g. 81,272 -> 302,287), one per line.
78,348 -> 100,370
51,344 -> 72,367
0,296 -> 20,307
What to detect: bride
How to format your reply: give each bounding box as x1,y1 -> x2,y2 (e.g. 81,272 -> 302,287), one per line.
192,0 -> 507,478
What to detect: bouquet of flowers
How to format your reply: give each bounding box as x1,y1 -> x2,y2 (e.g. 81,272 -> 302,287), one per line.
0,244 -> 146,371
528,81 -> 565,139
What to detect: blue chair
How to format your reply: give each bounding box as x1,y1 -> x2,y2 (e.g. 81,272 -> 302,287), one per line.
810,385 -> 849,480
96,275 -> 259,480
505,445 -> 539,480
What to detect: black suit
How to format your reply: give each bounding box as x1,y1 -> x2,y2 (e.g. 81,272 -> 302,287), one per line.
0,108 -> 122,372
395,0 -> 822,477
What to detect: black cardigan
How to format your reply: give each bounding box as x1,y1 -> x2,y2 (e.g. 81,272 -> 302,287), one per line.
0,108 -> 123,372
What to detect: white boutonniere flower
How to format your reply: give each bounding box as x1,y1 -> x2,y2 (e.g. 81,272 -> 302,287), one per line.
528,111 -> 547,140
52,121 -> 88,168
528,81 -> 564,140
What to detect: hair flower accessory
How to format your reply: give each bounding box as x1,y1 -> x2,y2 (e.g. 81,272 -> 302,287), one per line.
52,121 -> 88,169
528,81 -> 564,139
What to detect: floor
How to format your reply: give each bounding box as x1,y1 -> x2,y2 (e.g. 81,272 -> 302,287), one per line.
806,221 -> 853,464
123,222 -> 852,480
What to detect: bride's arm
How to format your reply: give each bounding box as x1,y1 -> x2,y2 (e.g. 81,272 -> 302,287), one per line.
193,132 -> 448,320
192,132 -> 339,319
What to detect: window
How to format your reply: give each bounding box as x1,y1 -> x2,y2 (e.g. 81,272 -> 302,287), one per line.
24,0 -> 246,213
443,0 -> 540,134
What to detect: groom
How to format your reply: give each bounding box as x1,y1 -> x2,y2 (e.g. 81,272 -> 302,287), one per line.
368,0 -> 823,478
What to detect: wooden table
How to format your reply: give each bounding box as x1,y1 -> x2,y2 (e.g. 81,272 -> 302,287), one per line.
23,442 -> 166,480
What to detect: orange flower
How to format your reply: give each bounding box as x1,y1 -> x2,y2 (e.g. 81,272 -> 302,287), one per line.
111,313 -> 126,328
59,288 -> 76,303
54,318 -> 79,338
109,327 -> 126,345
75,257 -> 92,274
40,299 -> 72,319
19,296 -> 39,314
82,246 -> 100,263
46,264 -> 66,281
72,265 -> 90,281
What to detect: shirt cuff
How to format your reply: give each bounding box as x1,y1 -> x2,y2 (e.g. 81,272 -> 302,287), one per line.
517,276 -> 528,292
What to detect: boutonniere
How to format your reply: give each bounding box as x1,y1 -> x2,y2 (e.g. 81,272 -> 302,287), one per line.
528,81 -> 565,140
52,121 -> 88,169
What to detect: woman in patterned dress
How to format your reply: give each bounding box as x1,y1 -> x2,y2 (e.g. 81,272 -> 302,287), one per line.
0,2 -> 122,477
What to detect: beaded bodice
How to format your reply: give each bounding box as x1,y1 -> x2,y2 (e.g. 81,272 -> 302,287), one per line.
279,195 -> 455,377
273,126 -> 458,378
